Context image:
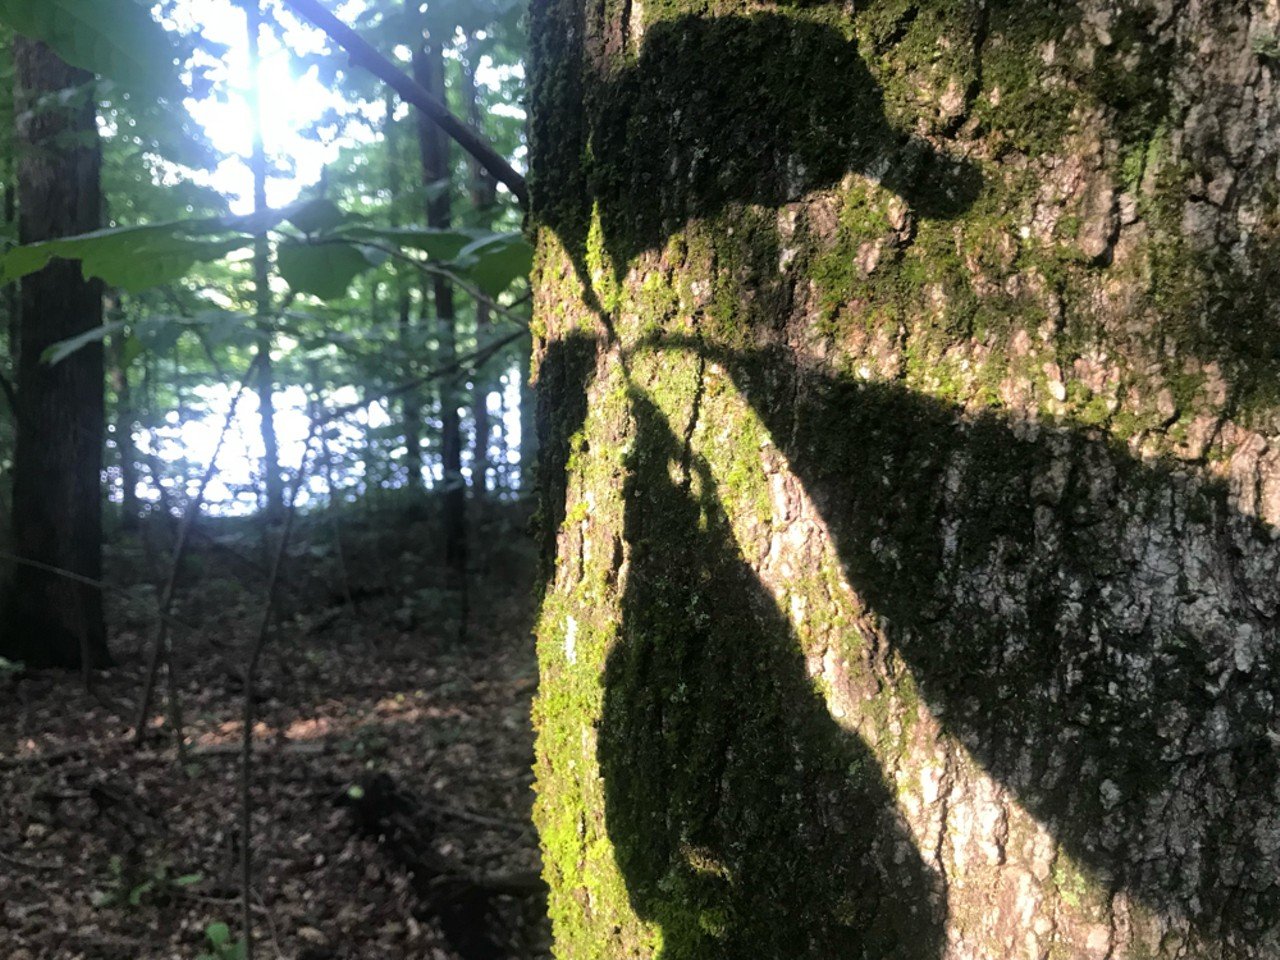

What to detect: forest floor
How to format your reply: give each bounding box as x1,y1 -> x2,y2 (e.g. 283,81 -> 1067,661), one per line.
0,502 -> 547,960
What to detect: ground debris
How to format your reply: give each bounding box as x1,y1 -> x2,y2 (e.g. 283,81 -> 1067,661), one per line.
1,509 -> 547,960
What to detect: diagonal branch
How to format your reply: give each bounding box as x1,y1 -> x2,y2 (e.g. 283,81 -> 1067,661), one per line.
312,237 -> 530,327
279,0 -> 528,207
133,351 -> 265,752
0,550 -> 199,636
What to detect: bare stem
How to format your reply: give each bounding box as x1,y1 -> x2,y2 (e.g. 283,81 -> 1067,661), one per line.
134,352 -> 264,753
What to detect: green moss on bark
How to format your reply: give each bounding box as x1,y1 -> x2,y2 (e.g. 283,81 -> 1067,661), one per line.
529,0 -> 1280,956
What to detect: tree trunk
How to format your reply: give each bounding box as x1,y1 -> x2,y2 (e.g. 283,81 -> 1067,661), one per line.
3,152 -> 17,367
411,11 -> 468,591
246,0 -> 283,523
385,91 -> 424,491
462,38 -> 497,502
517,331 -> 536,495
2,38 -> 108,669
107,310 -> 140,533
528,2 -> 1280,958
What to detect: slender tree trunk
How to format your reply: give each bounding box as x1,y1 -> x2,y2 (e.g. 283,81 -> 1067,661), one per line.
246,0 -> 282,523
462,38 -> 497,502
517,332 -> 535,495
2,38 -> 108,669
410,8 -> 468,592
107,306 -> 140,533
385,90 -> 424,490
3,152 -> 17,368
529,2 -> 1280,958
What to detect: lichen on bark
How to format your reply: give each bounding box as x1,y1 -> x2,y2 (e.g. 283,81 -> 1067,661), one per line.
528,0 -> 1280,957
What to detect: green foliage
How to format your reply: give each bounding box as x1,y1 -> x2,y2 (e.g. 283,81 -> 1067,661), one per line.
0,220 -> 253,292
1254,32 -> 1280,62
0,0 -> 182,100
92,855 -> 202,909
197,922 -> 247,960
277,238 -> 379,301
453,232 -> 535,297
340,224 -> 477,260
0,0 -> 537,526
0,210 -> 532,302
42,309 -> 257,367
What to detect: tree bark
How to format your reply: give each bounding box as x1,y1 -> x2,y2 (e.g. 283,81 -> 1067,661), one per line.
528,2 -> 1280,958
411,9 -> 468,590
2,38 -> 108,669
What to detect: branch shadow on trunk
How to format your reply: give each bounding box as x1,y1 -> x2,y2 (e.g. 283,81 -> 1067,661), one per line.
637,333 -> 1280,954
598,384 -> 947,959
530,1 -> 1280,954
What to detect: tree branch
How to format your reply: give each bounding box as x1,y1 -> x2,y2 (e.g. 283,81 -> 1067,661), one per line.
0,549 -> 198,636
134,351 -> 265,752
314,237 -> 530,327
279,0 -> 529,207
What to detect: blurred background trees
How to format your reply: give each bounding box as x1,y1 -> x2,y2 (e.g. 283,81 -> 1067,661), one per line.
0,0 -> 533,669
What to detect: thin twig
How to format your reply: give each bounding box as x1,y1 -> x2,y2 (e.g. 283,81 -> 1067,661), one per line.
240,418 -> 323,960
0,741 -> 100,769
311,388 -> 365,651
431,802 -> 531,834
134,353 -> 264,754
279,0 -> 528,206
0,550 -> 198,635
319,238 -> 530,327
324,327 -> 527,427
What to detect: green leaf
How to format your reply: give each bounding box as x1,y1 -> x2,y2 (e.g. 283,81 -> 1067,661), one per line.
173,872 -> 203,887
205,922 -> 231,948
127,878 -> 154,906
338,225 -> 476,261
120,334 -> 145,370
0,222 -> 253,292
135,317 -> 185,357
450,232 -> 533,297
193,311 -> 255,350
287,198 -> 350,236
277,241 -> 375,301
0,0 -> 184,101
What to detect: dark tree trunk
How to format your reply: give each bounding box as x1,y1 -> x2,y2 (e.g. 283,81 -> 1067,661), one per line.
411,12 -> 468,589
529,1 -> 1280,958
2,38 -> 108,669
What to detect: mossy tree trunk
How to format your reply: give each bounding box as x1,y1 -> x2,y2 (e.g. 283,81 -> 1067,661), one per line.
527,1 -> 1280,958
